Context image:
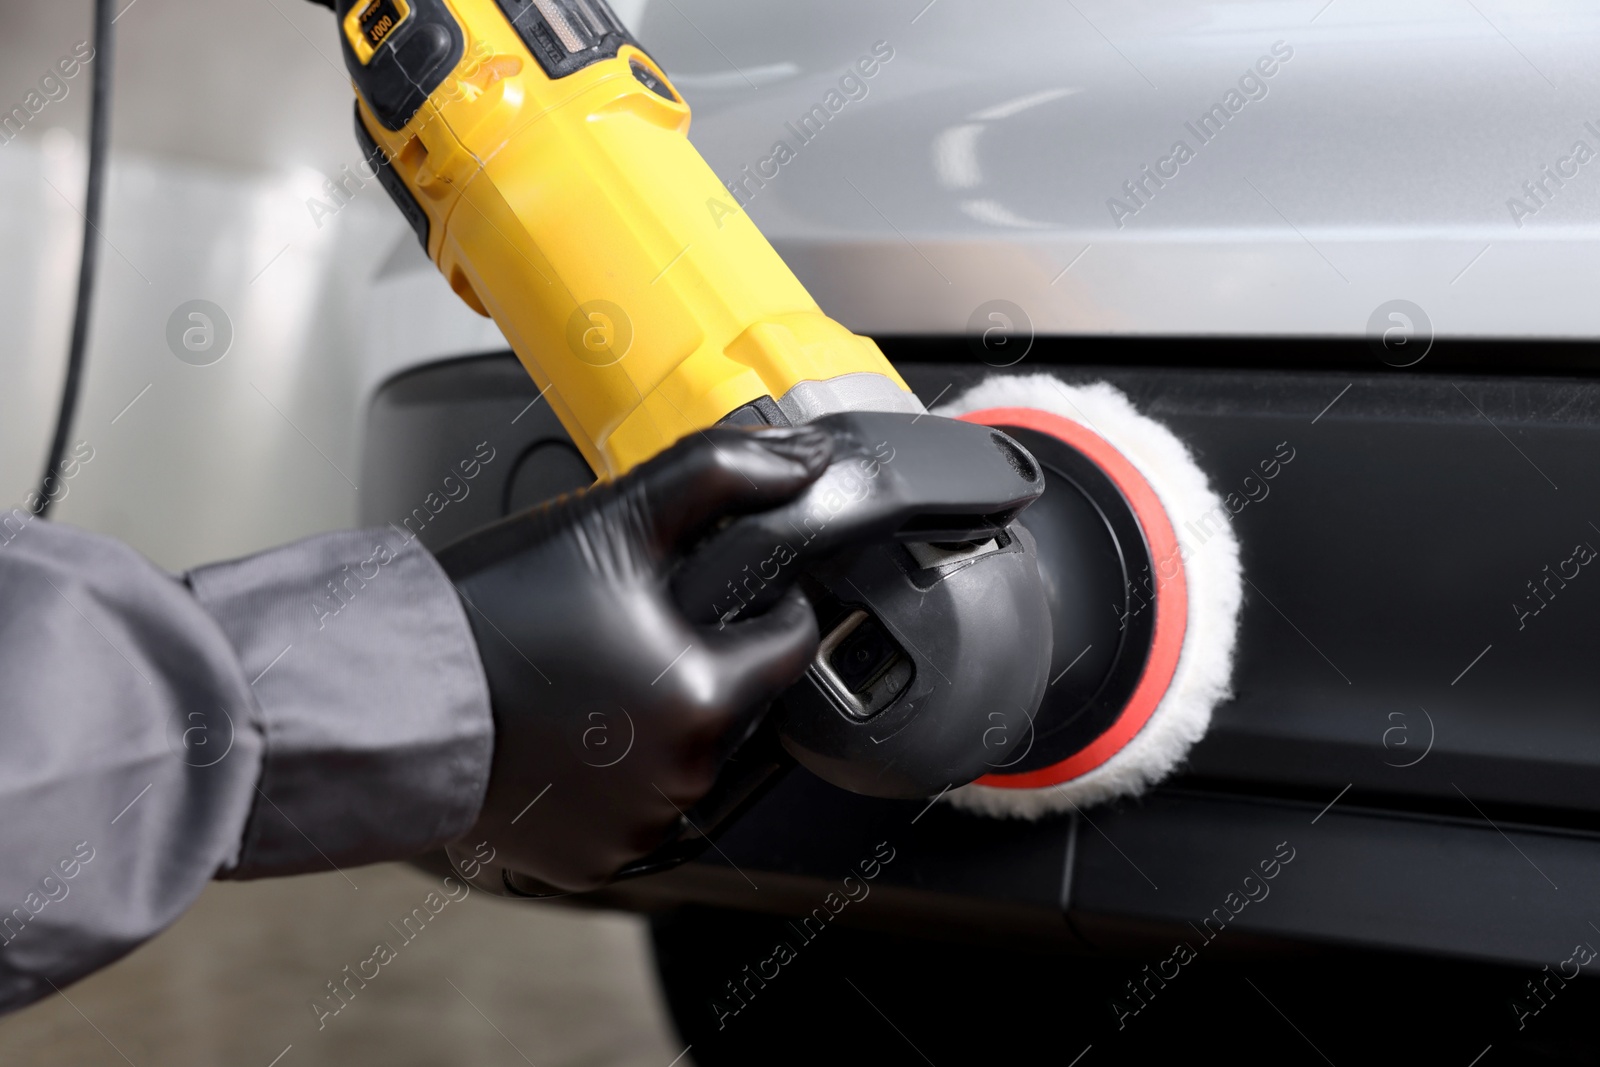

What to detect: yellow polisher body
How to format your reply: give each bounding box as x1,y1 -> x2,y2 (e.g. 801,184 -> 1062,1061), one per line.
339,0 -> 912,477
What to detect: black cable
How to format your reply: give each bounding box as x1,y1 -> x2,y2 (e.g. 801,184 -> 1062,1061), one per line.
34,0 -> 115,518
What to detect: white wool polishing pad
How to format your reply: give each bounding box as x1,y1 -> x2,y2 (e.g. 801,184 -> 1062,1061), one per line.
936,376 -> 1243,818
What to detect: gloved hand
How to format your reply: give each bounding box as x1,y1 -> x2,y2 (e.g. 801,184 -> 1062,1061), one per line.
435,426 -> 833,893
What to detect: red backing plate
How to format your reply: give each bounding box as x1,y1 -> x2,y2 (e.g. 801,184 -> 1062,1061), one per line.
959,407 -> 1188,790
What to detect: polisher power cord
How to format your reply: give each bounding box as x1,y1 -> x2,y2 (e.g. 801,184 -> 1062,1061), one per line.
35,0 -> 114,519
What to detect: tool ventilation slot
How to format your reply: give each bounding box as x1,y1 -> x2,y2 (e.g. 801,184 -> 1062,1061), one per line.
496,0 -> 637,78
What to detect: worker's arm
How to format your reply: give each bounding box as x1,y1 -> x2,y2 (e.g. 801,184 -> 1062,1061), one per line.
0,425 -> 827,1016
0,517 -> 492,1015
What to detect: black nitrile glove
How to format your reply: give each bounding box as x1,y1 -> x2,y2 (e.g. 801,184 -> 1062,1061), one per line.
435,426 -> 833,893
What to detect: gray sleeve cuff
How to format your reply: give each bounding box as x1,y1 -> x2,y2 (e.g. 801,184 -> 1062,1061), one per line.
187,526 -> 493,879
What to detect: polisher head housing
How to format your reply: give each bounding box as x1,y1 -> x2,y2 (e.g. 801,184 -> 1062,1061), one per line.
939,376 -> 1244,817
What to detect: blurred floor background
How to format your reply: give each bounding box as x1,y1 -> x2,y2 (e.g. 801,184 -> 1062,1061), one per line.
0,866 -> 685,1067
0,1 -> 686,1064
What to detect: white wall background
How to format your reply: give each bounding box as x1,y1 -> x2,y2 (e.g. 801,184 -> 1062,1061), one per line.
1,0 -> 463,571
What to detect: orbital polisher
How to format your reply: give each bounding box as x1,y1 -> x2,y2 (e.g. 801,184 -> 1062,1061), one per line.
311,0 -> 1243,885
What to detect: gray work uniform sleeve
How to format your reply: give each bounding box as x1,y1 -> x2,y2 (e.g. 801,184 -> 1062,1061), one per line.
0,519 -> 493,1016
